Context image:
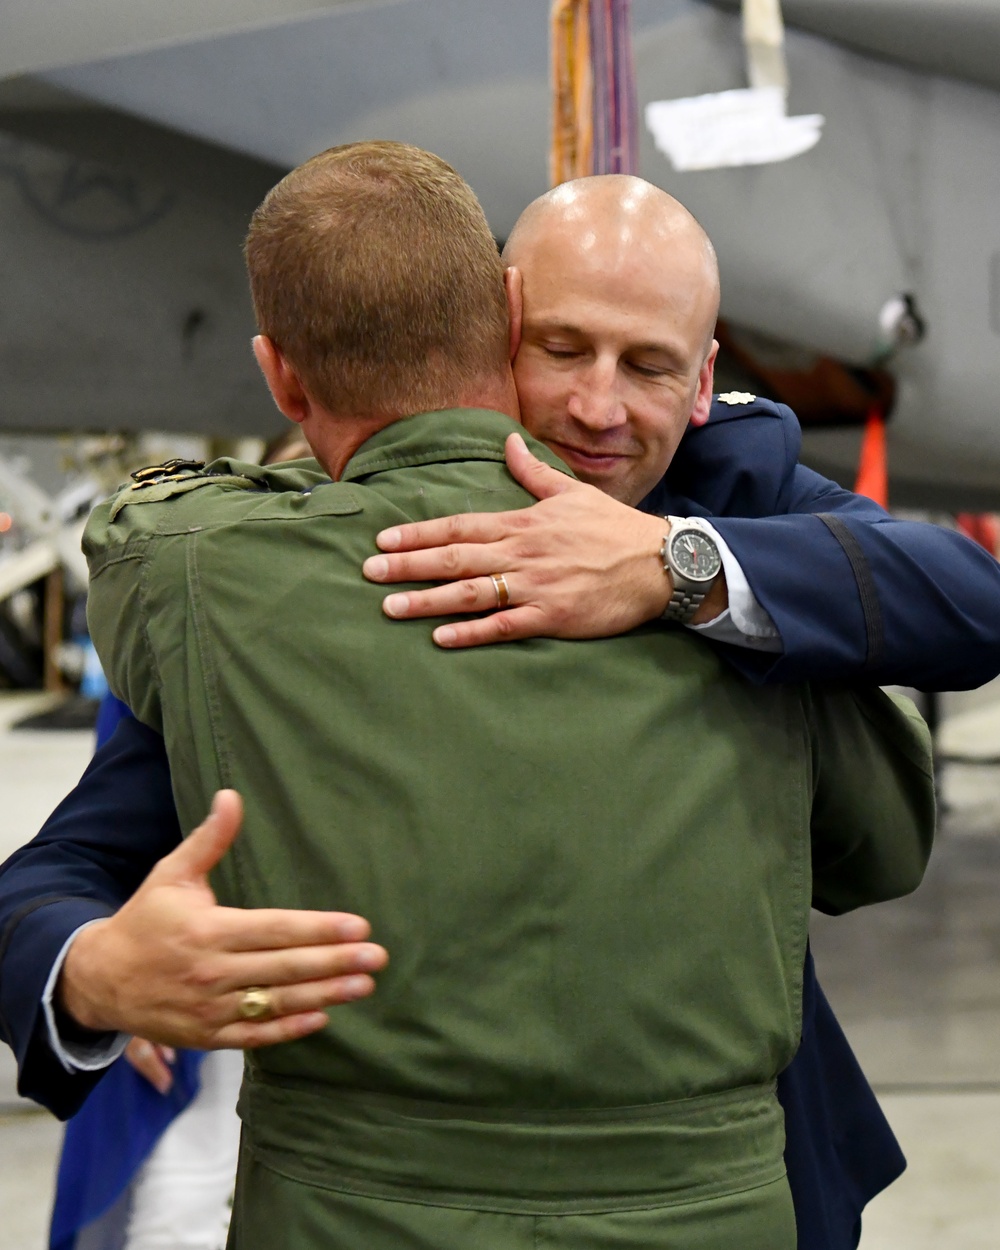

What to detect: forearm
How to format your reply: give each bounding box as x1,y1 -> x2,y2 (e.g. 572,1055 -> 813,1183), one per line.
0,897 -> 118,1116
839,515 -> 1000,690
56,916 -> 149,1036
663,404 -> 1000,689
713,510 -> 1000,689
45,922 -> 129,1067
0,716 -> 180,1108
606,514 -> 778,647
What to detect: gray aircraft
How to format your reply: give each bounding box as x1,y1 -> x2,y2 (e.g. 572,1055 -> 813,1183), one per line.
1,0 -> 999,506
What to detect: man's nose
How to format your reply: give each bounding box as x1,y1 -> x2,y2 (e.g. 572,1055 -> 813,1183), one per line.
565,362 -> 627,431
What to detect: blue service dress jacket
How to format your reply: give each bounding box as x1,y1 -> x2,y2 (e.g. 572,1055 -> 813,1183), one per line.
2,397 -> 998,1250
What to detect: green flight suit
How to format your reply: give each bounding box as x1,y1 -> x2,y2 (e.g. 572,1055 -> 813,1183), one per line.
83,408 -> 935,1250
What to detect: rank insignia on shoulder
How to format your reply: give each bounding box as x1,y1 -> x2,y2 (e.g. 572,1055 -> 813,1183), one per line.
716,391 -> 757,406
130,459 -> 207,490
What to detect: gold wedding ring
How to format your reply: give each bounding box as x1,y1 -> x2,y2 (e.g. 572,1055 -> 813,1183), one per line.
489,573 -> 510,609
238,986 -> 275,1022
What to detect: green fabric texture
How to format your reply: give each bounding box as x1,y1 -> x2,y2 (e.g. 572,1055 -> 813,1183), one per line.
84,408 -> 935,1249
231,1135 -> 798,1249
237,1075 -> 787,1211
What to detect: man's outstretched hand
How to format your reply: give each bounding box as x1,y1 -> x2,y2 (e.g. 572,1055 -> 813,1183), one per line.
362,432 -> 692,648
57,790 -> 388,1050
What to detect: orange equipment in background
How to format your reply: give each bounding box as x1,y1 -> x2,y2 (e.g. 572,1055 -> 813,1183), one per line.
853,406 -> 889,509
956,513 -> 1000,557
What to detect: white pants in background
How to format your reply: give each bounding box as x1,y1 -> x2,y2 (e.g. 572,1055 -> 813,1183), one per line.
123,1048 -> 244,1250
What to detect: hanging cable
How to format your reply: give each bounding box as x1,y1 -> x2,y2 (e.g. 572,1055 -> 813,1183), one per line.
550,0 -> 637,185
590,0 -> 639,176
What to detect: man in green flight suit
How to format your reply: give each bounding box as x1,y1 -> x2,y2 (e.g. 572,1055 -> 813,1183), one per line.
80,141 -> 935,1250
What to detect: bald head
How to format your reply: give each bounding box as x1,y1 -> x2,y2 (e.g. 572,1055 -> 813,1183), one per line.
504,175 -> 720,351
501,176 -> 722,504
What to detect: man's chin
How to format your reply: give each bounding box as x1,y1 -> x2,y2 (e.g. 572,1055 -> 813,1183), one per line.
572,467 -> 642,506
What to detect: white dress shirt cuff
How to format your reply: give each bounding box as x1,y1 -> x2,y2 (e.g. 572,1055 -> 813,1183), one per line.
43,921 -> 129,1073
685,521 -> 783,653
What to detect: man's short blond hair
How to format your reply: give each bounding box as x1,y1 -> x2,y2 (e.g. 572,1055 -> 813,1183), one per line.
245,141 -> 509,419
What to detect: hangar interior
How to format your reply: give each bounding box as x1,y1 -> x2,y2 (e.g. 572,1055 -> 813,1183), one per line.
2,3 -> 999,1248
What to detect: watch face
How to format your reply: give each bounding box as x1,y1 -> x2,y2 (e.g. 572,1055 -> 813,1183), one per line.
670,529 -> 722,582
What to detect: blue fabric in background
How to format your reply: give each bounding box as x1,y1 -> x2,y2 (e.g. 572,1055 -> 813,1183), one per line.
48,1050 -> 205,1250
48,692 -> 206,1250
93,697 -> 131,749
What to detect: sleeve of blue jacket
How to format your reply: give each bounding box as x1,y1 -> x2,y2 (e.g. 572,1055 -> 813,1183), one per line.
652,397 -> 1000,690
0,715 -> 180,1118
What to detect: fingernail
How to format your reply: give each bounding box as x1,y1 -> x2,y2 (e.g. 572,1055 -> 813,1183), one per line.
383,594 -> 409,618
433,626 -> 457,647
511,433 -> 527,452
341,975 -> 375,999
364,555 -> 389,580
358,944 -> 387,970
335,915 -> 370,941
162,1047 -> 176,1064
377,528 -> 402,551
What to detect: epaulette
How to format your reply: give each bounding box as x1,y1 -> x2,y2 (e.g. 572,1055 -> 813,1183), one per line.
707,392 -> 790,426
129,459 -> 208,490
109,460 -> 264,522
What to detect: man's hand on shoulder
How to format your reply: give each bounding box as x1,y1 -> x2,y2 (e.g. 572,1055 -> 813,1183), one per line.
363,432 -> 727,648
57,790 -> 388,1050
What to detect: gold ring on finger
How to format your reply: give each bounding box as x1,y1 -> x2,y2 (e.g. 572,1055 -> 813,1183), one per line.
489,573 -> 510,610
238,986 -> 275,1022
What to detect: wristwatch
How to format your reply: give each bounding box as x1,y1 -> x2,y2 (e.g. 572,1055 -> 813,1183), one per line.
660,516 -> 723,624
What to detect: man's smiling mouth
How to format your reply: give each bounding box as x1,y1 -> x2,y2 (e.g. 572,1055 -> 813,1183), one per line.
549,441 -> 633,471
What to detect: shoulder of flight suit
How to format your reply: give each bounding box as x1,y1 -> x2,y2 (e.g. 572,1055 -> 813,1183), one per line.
82,455 -> 358,570
112,454 -> 331,517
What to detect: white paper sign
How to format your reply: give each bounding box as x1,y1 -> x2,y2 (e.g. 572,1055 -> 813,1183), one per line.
645,86 -> 823,171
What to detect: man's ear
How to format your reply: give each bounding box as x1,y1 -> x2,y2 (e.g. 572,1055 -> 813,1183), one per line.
688,339 -> 719,429
504,267 -> 523,363
252,336 -> 310,425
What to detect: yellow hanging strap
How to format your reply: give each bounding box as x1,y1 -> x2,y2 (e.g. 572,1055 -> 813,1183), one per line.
743,0 -> 788,91
550,0 -> 593,186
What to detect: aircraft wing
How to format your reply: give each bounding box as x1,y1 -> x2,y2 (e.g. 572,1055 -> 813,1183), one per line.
708,1 -> 1000,95
2,0 -> 1000,504
2,0 -> 404,79
0,0 -> 551,440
